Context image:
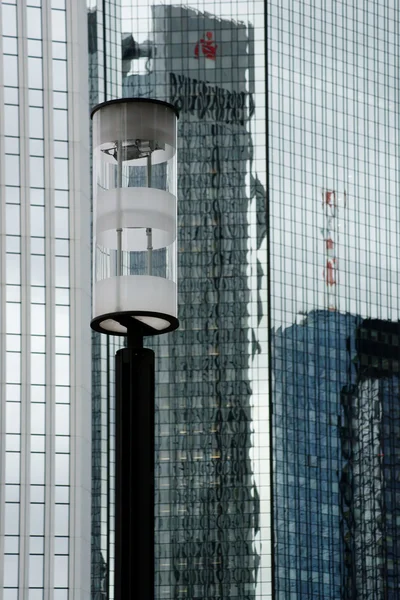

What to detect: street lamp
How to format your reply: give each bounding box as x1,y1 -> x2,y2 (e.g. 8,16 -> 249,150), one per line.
90,98 -> 179,600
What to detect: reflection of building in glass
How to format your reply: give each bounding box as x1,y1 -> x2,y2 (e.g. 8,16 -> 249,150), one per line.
342,320 -> 400,599
273,311 -> 400,598
123,5 -> 264,599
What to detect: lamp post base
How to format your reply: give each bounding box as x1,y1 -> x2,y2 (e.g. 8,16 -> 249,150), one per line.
114,346 -> 155,600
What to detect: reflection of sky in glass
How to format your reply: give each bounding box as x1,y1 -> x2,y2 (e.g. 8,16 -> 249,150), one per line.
269,0 -> 400,326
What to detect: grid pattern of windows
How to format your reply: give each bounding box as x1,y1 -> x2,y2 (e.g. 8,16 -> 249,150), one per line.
90,0 -> 269,599
269,1 -> 400,598
1,1 -> 90,599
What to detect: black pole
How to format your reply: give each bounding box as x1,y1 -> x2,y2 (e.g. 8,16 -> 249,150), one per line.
114,341 -> 155,600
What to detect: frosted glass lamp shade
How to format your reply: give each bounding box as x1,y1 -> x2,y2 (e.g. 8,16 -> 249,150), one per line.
90,98 -> 179,337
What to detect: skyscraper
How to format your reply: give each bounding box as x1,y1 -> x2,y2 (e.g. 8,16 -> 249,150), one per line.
273,312 -> 400,598
268,1 -> 400,597
90,1 -> 269,599
4,1 -> 398,599
0,1 -> 91,600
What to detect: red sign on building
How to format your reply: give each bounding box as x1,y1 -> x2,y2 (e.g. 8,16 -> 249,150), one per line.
194,32 -> 217,60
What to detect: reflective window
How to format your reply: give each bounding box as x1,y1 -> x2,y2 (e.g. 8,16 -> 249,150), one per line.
52,42 -> 66,60
3,55 -> 18,87
30,482 -> 45,503
54,556 -> 69,588
55,404 -> 69,435
5,155 -> 20,186
55,306 -> 69,336
55,436 -> 69,452
31,304 -> 45,335
30,486 -> 45,503
5,137 -> 19,154
4,536 -> 19,554
55,337 -> 69,354
26,7 -> 42,40
6,353 -> 21,385
31,255 -> 45,287
55,240 -> 69,256
54,537 -> 68,554
6,205 -> 20,235
31,354 -> 45,385
51,9 -> 66,42
30,454 -> 45,484
30,504 -> 44,535
6,304 -> 21,334
29,555 -> 44,588
30,536 -> 44,554
31,386 -> 45,403
6,336 -> 21,352
4,503 -> 19,535
53,109 -> 68,140
27,57 -> 43,90
54,190 -> 69,207
54,141 -> 68,158
6,435 -> 20,451
54,159 -> 69,189
28,39 -> 43,57
30,188 -> 44,206
55,257 -> 69,287
31,238 -> 45,255
52,59 -> 67,91
29,89 -> 44,107
55,354 -> 69,386
54,208 -> 69,238
3,555 -> 19,587
3,106 -> 18,136
55,289 -> 69,305
2,4 -> 17,36
29,107 -> 44,139
54,504 -> 69,536
3,36 -> 18,55
5,453 -> 20,484
6,237 -> 20,254
4,87 -> 19,105
55,455 -> 69,485
30,157 -> 44,188
53,92 -> 67,109
6,254 -> 20,285
31,336 -> 45,352
30,139 -> 44,156
55,487 -> 69,504
30,206 -> 44,237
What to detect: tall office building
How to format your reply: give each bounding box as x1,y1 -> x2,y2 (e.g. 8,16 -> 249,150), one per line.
0,2 -> 91,600
87,0 -> 400,599
90,1 -> 269,599
269,1 -> 400,598
273,312 -> 400,598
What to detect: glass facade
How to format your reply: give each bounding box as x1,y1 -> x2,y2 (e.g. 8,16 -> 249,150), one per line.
90,1 -> 400,600
269,1 -> 400,598
90,0 -> 269,599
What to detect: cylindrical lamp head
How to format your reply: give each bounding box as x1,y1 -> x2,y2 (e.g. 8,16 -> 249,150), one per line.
90,98 -> 179,337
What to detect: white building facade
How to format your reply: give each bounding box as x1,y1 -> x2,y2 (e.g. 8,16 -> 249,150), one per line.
0,1 -> 91,599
